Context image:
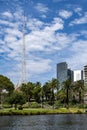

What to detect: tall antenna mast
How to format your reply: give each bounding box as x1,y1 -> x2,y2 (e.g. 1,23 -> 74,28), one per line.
21,14 -> 26,84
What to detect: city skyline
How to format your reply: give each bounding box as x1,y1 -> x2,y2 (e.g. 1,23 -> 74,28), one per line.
0,0 -> 87,85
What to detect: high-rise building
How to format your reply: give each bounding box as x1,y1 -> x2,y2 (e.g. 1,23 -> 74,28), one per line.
84,65 -> 87,87
73,70 -> 83,82
68,69 -> 73,81
57,62 -> 67,86
57,62 -> 72,88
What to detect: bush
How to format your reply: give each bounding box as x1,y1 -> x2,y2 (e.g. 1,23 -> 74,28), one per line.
23,102 -> 29,108
23,102 -> 41,108
31,102 -> 41,108
18,105 -> 23,110
77,110 -> 82,114
3,104 -> 12,108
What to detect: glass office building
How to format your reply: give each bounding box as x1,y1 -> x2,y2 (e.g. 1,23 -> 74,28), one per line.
57,62 -> 68,88
57,62 -> 73,89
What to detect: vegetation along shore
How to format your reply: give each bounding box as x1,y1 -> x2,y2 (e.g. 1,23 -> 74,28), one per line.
0,74 -> 87,115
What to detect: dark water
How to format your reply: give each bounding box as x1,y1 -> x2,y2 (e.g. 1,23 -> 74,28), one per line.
0,114 -> 87,130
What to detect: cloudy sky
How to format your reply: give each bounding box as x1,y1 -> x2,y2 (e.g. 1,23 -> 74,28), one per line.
0,0 -> 87,85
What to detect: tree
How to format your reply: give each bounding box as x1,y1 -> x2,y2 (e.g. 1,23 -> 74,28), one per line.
33,82 -> 41,103
21,82 -> 34,102
75,80 -> 84,104
62,79 -> 71,107
8,91 -> 26,109
49,78 -> 59,108
43,82 -> 51,102
56,89 -> 66,104
69,82 -> 78,104
0,75 -> 14,95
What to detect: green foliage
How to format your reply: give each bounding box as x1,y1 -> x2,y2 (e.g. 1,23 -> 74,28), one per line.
56,89 -> 66,103
0,74 -> 85,109
7,91 -> 26,109
33,82 -> 42,103
21,82 -> 34,102
30,102 -> 41,108
18,105 -> 23,110
0,75 -> 14,95
62,79 -> 72,106
23,102 -> 41,108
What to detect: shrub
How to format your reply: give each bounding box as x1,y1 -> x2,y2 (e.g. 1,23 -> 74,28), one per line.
18,105 -> 23,110
31,102 -> 40,108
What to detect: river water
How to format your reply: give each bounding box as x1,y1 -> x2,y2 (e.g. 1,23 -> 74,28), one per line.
0,114 -> 87,130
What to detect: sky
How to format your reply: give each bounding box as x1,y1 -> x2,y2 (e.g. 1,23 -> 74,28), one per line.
0,0 -> 87,86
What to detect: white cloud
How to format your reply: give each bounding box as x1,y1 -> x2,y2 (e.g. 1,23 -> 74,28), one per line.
41,14 -> 47,18
0,19 -> 15,27
66,40 -> 87,69
34,3 -> 49,13
4,35 -> 17,43
74,7 -> 82,16
2,11 -> 13,18
59,10 -> 72,19
80,30 -> 87,38
70,12 -> 87,26
1,7 -> 87,85
27,18 -> 44,31
5,28 -> 22,38
55,33 -> 77,48
27,58 -> 52,75
25,17 -> 64,52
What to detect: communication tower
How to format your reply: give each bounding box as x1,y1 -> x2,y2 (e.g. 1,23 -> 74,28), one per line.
21,15 -> 26,84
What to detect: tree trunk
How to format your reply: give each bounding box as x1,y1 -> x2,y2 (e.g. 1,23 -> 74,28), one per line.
66,88 -> 69,108
15,104 -> 17,110
79,91 -> 81,104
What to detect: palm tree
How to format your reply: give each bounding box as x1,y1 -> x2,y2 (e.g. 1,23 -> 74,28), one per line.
49,78 -> 60,109
43,82 -> 51,102
33,82 -> 41,103
62,79 -> 71,107
75,80 -> 84,104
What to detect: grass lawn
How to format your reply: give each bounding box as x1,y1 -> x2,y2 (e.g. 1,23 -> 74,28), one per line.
0,108 -> 85,115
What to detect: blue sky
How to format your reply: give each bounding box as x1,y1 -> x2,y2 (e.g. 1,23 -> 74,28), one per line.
0,0 -> 87,85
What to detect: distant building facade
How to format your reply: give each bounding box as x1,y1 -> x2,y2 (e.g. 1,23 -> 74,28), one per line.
73,70 -> 83,82
68,69 -> 73,81
84,65 -> 87,87
57,62 -> 72,88
57,62 -> 68,85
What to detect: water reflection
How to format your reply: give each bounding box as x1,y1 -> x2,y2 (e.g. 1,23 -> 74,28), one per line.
0,114 -> 87,130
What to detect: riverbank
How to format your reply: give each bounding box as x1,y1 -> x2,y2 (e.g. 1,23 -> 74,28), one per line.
0,108 -> 85,115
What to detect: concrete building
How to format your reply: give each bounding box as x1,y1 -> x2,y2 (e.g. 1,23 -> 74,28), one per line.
84,65 -> 87,87
73,70 -> 83,82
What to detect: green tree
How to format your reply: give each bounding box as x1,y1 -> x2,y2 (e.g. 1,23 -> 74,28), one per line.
33,82 -> 41,103
69,82 -> 78,104
43,82 -> 51,102
0,75 -> 14,95
62,79 -> 71,107
8,91 -> 26,109
21,82 -> 34,102
75,80 -> 84,104
0,75 -> 14,105
49,78 -> 59,108
56,89 -> 66,104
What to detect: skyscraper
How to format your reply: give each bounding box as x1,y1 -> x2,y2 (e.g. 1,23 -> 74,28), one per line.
57,62 -> 68,88
57,62 -> 73,89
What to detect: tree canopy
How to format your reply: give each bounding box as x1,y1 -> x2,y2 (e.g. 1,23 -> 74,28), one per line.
0,75 -> 14,95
